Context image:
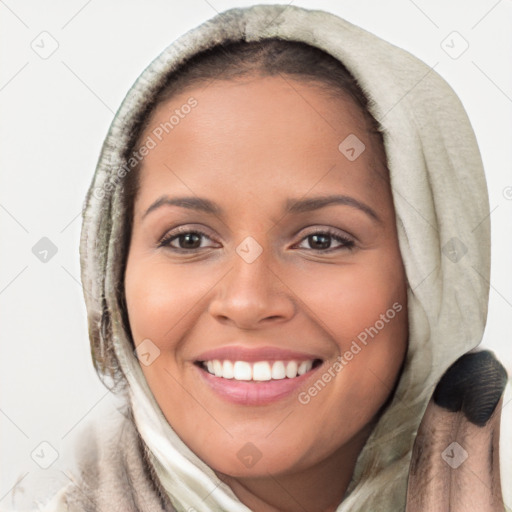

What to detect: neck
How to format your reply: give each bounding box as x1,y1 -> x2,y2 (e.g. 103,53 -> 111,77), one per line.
216,425 -> 373,512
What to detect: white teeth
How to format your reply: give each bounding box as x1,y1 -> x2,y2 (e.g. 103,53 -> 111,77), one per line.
222,360 -> 234,379
297,360 -> 313,376
285,361 -> 298,379
202,359 -> 317,381
271,361 -> 286,380
252,361 -> 272,381
233,361 -> 252,381
213,360 -> 223,377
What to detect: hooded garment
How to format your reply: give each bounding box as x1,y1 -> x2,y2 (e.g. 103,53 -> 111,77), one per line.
28,3 -> 502,511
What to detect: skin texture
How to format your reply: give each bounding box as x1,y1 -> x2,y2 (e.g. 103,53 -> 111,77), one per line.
124,75 -> 409,512
407,399 -> 505,512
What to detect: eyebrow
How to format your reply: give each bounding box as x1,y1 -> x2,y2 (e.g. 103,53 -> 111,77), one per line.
142,194 -> 382,224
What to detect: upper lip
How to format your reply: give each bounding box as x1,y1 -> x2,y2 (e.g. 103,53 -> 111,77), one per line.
194,345 -> 323,363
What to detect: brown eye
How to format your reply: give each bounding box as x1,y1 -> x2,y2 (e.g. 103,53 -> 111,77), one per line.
159,230 -> 214,251
297,230 -> 355,252
175,232 -> 203,249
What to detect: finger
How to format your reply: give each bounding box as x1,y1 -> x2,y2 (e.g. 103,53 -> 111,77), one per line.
406,350 -> 508,512
450,397 -> 504,511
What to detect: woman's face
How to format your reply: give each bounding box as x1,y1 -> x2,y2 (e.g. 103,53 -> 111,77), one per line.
124,75 -> 408,479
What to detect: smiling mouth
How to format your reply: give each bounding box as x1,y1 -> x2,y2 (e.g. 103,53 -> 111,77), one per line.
195,358 -> 323,381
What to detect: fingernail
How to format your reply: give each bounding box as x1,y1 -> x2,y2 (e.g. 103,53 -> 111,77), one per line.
433,350 -> 508,427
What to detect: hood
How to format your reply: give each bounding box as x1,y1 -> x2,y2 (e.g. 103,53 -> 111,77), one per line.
79,4 -> 491,511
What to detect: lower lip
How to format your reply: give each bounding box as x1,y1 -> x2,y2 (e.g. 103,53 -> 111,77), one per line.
196,363 -> 322,406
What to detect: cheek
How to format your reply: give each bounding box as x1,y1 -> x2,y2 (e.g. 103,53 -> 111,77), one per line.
337,253 -> 408,379
294,249 -> 408,418
295,250 -> 407,346
124,255 -> 207,344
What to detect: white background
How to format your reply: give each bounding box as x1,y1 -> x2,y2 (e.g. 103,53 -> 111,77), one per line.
1,0 -> 511,509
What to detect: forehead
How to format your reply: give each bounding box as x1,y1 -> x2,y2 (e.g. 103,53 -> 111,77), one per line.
134,76 -> 389,213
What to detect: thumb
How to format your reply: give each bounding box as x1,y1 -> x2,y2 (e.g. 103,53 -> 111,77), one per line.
406,350 -> 508,512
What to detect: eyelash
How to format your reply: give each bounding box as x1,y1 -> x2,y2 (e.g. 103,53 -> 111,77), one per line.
157,227 -> 355,253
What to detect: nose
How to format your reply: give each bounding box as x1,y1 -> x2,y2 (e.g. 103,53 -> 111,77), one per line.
208,244 -> 296,330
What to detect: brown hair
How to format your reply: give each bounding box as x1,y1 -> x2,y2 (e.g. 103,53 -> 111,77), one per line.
111,38 -> 388,382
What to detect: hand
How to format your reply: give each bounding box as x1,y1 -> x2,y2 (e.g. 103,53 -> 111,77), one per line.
406,350 -> 508,512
